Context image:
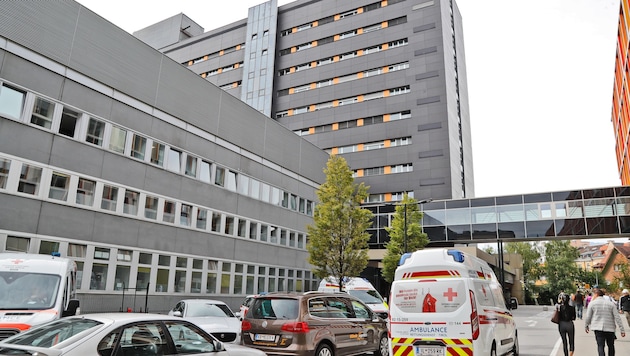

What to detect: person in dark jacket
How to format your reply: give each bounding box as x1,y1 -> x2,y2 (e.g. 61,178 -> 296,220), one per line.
620,289 -> 630,326
556,293 -> 576,356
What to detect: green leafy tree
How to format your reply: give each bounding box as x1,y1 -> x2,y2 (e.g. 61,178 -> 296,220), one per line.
307,155 -> 372,291
611,262 -> 630,293
381,194 -> 428,283
482,246 -> 495,254
543,240 -> 580,298
505,241 -> 541,303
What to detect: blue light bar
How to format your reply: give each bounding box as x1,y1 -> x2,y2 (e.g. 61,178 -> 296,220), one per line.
447,249 -> 465,263
398,252 -> 412,266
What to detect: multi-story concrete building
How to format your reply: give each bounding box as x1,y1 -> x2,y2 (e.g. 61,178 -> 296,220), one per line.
0,1 -> 328,313
613,0 -> 630,183
136,0 -> 475,207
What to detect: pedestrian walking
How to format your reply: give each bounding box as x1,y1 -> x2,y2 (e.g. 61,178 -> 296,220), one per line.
586,292 -> 593,309
619,289 -> 630,326
556,293 -> 576,356
573,290 -> 584,319
585,288 -> 626,356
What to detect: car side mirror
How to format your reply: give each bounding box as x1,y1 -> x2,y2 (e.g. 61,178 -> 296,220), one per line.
172,310 -> 183,317
508,298 -> 518,310
62,299 -> 80,317
213,340 -> 225,352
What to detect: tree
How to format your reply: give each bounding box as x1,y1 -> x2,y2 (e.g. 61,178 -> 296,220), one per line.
482,246 -> 495,254
307,155 -> 372,292
612,262 -> 630,293
543,240 -> 580,299
505,241 -> 541,303
381,194 -> 428,283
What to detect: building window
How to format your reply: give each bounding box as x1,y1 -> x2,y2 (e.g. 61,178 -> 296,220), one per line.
237,219 -> 246,237
90,263 -> 108,290
249,222 -> 258,240
225,216 -> 235,235
39,240 -> 60,255
211,212 -> 221,232
6,236 -> 29,252
131,134 -> 147,160
101,184 -> 118,211
215,167 -> 225,187
59,107 -> 80,138
48,172 -> 70,201
200,160 -> 211,183
167,149 -> 181,173
196,208 -> 208,230
151,141 -> 165,166
109,126 -> 127,154
163,200 -> 176,223
76,178 -> 96,206
180,204 -> 193,226
18,164 -> 42,195
123,189 -> 139,215
185,155 -> 197,177
145,196 -> 159,219
67,243 -> 87,257
30,97 -> 55,129
0,83 -> 26,119
86,117 -> 105,146
0,158 -> 10,189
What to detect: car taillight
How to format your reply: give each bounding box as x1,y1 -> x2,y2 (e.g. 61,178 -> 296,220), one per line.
281,322 -> 310,333
242,320 -> 252,331
469,290 -> 480,340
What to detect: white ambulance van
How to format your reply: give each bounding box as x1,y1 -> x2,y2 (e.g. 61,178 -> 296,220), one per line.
318,276 -> 389,318
0,253 -> 80,339
389,249 -> 518,356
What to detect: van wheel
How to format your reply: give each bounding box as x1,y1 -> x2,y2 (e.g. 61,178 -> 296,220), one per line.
512,334 -> 519,356
490,342 -> 497,356
376,334 -> 389,356
316,343 -> 333,356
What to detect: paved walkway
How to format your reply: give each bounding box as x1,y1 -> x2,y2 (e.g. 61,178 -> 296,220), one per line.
553,312 -> 630,356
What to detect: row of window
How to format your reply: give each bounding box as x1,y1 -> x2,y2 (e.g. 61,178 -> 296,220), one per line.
201,62 -> 243,78
294,111 -> 411,137
275,85 -> 410,118
218,81 -> 241,90
0,81 -> 316,216
277,38 -> 408,77
366,191 -> 415,204
353,163 -> 414,177
278,16 -> 407,56
184,43 -> 244,67
278,0 -> 405,37
331,136 -> 412,155
278,62 -> 409,97
4,236 -> 317,294
0,155 -> 309,249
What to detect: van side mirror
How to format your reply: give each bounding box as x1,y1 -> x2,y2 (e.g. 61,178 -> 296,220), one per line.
508,298 -> 518,310
63,299 -> 80,317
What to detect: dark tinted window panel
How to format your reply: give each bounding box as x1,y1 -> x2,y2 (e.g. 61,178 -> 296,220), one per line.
583,188 -> 615,199
423,201 -> 445,210
368,230 -> 378,244
498,222 -> 526,238
446,225 -> 471,241
586,217 -> 619,235
618,216 -> 630,233
376,214 -> 389,228
525,221 -> 555,238
496,195 -> 523,205
555,219 -> 586,236
423,210 -> 445,225
445,200 -> 469,209
425,226 -> 446,242
470,198 -> 495,207
552,190 -> 583,201
523,193 -> 552,203
319,16 -> 334,25
472,224 -> 497,240
319,36 -> 334,45
615,187 -> 630,197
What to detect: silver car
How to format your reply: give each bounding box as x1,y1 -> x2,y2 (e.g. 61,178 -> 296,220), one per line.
168,299 -> 241,343
0,313 -> 266,356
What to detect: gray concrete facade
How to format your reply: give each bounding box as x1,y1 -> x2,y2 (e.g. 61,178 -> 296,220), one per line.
0,1 -> 328,313
145,0 -> 475,209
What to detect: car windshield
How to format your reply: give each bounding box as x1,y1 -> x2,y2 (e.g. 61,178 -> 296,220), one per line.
250,298 -> 299,320
348,289 -> 384,304
187,302 -> 235,317
0,272 -> 60,310
2,318 -> 102,347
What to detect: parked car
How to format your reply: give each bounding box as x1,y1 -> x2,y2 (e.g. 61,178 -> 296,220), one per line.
0,313 -> 266,355
168,299 -> 241,343
238,294 -> 259,320
241,291 -> 389,356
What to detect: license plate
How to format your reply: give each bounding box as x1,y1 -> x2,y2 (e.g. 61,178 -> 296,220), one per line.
254,334 -> 276,342
415,346 -> 445,356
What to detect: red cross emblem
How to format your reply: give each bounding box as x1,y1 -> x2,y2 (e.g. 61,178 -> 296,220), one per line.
444,288 -> 458,301
11,259 -> 23,265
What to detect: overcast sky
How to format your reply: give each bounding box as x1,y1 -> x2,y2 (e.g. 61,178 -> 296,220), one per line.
76,0 -> 623,199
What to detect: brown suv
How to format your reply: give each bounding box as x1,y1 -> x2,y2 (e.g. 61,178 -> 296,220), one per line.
241,291 -> 389,356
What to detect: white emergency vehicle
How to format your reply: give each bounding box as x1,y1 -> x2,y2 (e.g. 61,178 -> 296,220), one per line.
0,253 -> 80,339
318,276 -> 389,318
388,248 -> 518,356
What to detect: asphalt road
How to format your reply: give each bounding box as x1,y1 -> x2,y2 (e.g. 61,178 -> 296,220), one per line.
512,305 -> 560,356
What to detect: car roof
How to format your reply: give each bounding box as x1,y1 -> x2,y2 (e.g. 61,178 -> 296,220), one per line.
64,313 -> 184,324
177,299 -> 228,304
255,291 -> 353,299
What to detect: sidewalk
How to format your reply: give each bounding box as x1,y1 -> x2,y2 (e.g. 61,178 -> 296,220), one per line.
554,313 -> 630,356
